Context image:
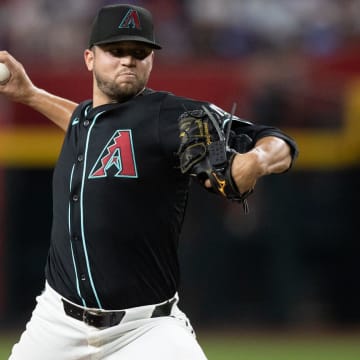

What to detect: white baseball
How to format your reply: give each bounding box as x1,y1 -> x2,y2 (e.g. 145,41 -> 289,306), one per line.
0,62 -> 11,84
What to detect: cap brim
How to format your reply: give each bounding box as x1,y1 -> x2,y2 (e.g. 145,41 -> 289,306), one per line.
91,35 -> 162,49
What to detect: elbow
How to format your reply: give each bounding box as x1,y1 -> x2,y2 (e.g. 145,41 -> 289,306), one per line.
280,154 -> 293,173
276,144 -> 294,174
256,137 -> 295,175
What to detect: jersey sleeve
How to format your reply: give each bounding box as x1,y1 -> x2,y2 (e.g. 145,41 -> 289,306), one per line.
231,119 -> 298,164
158,94 -> 298,168
203,102 -> 298,164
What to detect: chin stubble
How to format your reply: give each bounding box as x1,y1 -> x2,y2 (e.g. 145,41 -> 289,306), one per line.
94,72 -> 144,103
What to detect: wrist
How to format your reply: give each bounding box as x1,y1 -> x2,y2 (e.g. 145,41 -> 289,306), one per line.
22,86 -> 43,106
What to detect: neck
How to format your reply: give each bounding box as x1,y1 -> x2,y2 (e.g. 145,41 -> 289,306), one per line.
92,87 -> 146,108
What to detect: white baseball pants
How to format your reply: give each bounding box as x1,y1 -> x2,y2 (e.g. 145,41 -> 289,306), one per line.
9,283 -> 208,360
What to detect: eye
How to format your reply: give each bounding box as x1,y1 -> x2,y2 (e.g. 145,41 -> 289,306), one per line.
105,46 -> 152,60
109,49 -> 124,57
131,48 -> 152,60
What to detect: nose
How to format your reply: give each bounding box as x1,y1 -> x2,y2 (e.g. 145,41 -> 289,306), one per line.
120,55 -> 136,66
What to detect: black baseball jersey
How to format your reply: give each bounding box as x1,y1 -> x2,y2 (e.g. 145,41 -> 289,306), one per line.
45,88 -> 297,310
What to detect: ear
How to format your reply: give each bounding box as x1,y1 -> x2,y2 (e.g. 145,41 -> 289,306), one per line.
84,49 -> 94,71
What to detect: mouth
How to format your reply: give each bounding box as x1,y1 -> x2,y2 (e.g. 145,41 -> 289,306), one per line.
119,72 -> 136,78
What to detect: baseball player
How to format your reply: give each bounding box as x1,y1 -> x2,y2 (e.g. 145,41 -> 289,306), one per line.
0,4 -> 298,360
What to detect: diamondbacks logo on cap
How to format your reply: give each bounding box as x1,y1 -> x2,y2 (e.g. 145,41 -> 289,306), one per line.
119,9 -> 142,30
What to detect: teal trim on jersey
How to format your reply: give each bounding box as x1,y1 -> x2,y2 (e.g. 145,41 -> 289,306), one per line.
80,111 -> 106,309
68,164 -> 86,307
71,117 -> 80,126
84,105 -> 90,117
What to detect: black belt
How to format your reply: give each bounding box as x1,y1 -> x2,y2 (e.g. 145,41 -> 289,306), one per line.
62,297 -> 176,329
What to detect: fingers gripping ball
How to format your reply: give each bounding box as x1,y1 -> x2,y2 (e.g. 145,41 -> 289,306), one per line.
177,107 -> 253,209
0,63 -> 10,84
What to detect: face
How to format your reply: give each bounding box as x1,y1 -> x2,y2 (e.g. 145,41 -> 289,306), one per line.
84,41 -> 154,106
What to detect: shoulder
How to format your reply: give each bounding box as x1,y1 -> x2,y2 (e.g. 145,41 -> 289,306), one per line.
71,99 -> 92,118
152,91 -> 212,118
161,93 -> 207,110
144,89 -> 254,126
63,99 -> 92,132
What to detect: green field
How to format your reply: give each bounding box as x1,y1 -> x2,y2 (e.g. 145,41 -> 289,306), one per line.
1,330 -> 360,359
199,331 -> 360,360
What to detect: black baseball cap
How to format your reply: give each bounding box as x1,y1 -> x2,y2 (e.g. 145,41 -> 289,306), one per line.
88,4 -> 161,49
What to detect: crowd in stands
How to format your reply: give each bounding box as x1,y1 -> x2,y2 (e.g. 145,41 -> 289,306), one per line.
0,0 -> 359,65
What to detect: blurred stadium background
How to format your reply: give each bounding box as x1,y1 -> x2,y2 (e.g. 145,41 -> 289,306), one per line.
0,0 -> 360,359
